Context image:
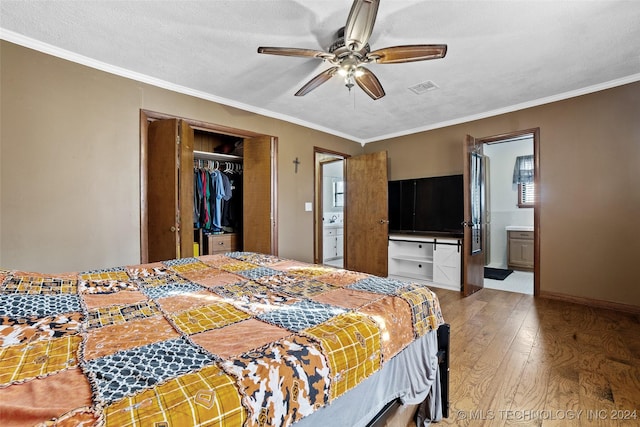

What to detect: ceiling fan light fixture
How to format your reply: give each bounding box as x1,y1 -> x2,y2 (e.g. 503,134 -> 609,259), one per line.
338,63 -> 364,91
343,67 -> 357,91
257,0 -> 447,100
345,74 -> 356,91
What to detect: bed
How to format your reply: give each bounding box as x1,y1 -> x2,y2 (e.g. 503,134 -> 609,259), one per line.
0,252 -> 448,427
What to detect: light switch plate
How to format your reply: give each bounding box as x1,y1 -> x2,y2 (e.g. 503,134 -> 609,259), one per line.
305,202 -> 312,212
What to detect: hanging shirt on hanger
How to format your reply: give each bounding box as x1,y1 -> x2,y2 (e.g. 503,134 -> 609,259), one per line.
210,170 -> 226,231
220,172 -> 233,228
221,172 -> 232,202
202,169 -> 210,228
194,169 -> 203,227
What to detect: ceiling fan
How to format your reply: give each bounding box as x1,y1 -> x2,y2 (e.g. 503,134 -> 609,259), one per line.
257,0 -> 447,100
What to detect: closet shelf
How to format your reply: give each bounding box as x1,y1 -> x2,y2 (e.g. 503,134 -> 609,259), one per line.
194,150 -> 243,162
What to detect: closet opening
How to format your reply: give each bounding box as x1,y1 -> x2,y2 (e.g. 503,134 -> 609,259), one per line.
140,109 -> 277,263
192,130 -> 244,257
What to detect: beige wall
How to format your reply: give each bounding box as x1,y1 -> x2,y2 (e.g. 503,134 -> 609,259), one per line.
0,41 -> 362,272
366,82 -> 640,308
3,41 -> 639,309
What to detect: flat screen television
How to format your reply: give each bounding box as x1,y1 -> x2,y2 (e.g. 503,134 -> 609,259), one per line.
388,174 -> 464,235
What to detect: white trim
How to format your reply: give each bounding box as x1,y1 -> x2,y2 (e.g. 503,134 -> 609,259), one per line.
3,29 -> 640,145
0,29 -> 356,141
361,73 -> 640,144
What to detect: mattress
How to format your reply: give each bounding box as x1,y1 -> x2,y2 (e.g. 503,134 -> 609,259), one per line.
0,252 -> 444,426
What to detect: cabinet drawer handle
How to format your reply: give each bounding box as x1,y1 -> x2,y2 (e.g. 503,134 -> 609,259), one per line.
218,242 -> 225,245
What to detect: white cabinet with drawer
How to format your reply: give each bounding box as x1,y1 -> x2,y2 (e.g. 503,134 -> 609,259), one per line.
507,230 -> 534,271
388,234 -> 462,291
323,226 -> 344,261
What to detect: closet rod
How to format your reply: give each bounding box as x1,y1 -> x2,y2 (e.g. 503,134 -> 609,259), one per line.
193,150 -> 243,162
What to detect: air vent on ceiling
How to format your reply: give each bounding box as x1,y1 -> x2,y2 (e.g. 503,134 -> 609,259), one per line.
408,80 -> 439,95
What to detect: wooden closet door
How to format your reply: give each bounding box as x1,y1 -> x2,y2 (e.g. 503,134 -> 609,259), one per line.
177,120 -> 194,258
147,119 -> 194,262
243,135 -> 277,254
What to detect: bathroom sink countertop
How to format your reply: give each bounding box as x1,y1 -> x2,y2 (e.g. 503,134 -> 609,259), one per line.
323,223 -> 343,228
505,225 -> 534,231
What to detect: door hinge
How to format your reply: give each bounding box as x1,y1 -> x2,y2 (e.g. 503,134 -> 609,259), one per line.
176,135 -> 181,145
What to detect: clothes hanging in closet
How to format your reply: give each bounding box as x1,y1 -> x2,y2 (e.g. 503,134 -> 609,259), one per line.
222,174 -> 242,231
193,163 -> 242,233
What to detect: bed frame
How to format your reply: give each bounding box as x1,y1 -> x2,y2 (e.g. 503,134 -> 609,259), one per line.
367,323 -> 450,426
437,323 -> 451,418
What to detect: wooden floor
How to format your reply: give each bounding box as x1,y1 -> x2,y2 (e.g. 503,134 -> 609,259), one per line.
431,288 -> 640,427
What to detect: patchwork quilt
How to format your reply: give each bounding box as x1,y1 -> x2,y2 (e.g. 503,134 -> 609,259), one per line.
0,252 -> 444,427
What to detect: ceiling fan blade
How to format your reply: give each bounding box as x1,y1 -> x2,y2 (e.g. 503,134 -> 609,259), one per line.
295,67 -> 339,96
368,44 -> 448,64
257,46 -> 334,60
344,0 -> 380,51
355,67 -> 385,100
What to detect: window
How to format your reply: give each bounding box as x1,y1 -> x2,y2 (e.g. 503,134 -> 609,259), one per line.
518,182 -> 535,208
333,181 -> 344,207
513,155 -> 534,208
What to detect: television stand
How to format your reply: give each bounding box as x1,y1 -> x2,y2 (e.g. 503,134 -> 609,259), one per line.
387,234 -> 462,291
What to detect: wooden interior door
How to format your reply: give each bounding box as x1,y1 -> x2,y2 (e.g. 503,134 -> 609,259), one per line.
462,135 -> 484,296
345,151 -> 388,277
147,119 -> 194,262
243,135 -> 277,254
177,120 -> 194,258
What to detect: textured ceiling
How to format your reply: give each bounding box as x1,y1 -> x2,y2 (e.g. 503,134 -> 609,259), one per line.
2,1 -> 640,144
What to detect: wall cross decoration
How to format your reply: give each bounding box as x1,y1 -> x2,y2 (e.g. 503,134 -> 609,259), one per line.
293,157 -> 300,173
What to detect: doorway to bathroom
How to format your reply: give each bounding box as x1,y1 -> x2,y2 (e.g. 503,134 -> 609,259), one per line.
313,148 -> 389,276
320,158 -> 345,267
314,149 -> 348,268
482,130 -> 539,295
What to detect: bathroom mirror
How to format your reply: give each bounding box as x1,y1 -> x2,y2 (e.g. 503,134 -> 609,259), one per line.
470,151 -> 484,254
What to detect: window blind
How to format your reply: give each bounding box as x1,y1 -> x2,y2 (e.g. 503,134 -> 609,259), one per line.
520,182 -> 535,206
513,155 -> 534,184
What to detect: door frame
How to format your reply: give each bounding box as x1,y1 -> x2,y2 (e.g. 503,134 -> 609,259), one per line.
468,128 -> 540,296
313,147 -> 350,265
140,109 -> 277,263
